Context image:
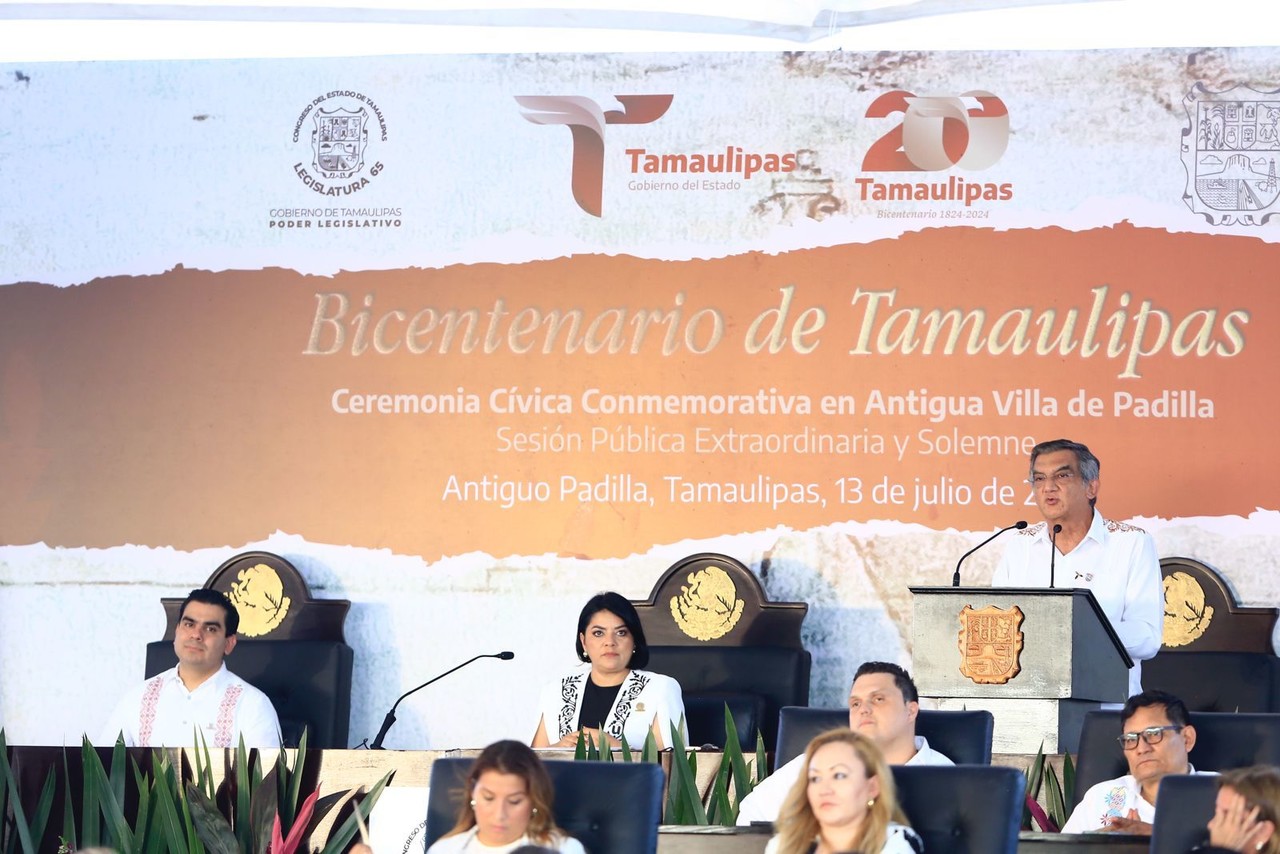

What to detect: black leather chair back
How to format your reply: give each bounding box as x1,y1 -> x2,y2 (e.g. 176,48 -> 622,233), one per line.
775,706 -> 994,771
681,693 -> 766,750
1149,773 -> 1218,854
426,757 -> 664,854
645,645 -> 809,752
1072,710 -> 1280,805
145,639 -> 353,748
893,765 -> 1023,854
1144,652 -> 1280,712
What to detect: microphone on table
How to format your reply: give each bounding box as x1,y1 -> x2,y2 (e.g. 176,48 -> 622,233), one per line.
1049,524 -> 1063,588
952,520 -> 1028,587
370,651 -> 515,749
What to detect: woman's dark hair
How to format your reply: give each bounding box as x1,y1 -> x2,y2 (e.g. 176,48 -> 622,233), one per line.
574,591 -> 650,669
445,740 -> 559,844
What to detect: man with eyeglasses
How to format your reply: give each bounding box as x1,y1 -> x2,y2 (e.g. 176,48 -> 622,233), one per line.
1062,690 -> 1210,834
992,438 -> 1163,697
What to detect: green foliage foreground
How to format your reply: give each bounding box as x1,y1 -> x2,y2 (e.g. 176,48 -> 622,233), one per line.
0,730 -> 392,854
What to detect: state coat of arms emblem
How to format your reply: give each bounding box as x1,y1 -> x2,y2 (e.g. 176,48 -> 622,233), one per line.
958,604 -> 1024,685
312,107 -> 368,178
1181,83 -> 1280,225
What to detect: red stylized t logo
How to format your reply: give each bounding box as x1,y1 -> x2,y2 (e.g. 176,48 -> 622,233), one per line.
515,95 -> 674,217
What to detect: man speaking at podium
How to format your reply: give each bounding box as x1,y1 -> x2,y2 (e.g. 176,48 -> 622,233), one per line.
992,439 -> 1164,697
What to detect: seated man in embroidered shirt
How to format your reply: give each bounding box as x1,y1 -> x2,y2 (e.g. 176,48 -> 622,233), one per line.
735,661 -> 952,826
100,588 -> 281,748
1062,690 -> 1206,834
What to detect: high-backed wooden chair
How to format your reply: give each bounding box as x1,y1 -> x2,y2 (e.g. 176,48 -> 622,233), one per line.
632,553 -> 810,751
144,551 -> 354,748
1143,556 -> 1280,712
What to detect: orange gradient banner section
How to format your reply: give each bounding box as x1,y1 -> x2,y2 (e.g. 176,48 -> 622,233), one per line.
0,223 -> 1274,560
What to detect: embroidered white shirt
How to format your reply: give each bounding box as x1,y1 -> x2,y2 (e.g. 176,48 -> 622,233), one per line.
1061,768 -> 1215,834
100,663 -> 281,748
993,510 -> 1164,696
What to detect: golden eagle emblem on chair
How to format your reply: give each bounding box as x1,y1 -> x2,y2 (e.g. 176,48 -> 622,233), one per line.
228,563 -> 291,637
1162,571 -> 1213,647
670,565 -> 745,641
958,604 -> 1024,685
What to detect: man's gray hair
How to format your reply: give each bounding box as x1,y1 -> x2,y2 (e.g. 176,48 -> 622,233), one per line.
1029,439 -> 1100,506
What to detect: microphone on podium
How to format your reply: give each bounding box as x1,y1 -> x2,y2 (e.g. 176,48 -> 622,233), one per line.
369,651 -> 515,749
1049,524 -> 1063,588
952,520 -> 1028,587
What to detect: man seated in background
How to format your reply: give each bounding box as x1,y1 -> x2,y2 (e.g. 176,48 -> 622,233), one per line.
736,661 -> 952,825
100,588 -> 281,748
1062,689 -> 1207,834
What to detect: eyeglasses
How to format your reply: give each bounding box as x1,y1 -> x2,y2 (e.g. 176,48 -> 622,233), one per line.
1117,725 -> 1183,750
1028,470 -> 1077,489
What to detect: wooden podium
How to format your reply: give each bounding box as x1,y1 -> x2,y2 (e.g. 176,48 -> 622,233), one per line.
910,587 -> 1132,754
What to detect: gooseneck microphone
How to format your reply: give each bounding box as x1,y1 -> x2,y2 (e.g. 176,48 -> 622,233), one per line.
1049,524 -> 1063,588
953,520 -> 1028,586
370,651 -> 515,749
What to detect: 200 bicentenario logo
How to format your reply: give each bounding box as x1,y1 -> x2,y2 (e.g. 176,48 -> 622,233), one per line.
857,90 -> 1014,207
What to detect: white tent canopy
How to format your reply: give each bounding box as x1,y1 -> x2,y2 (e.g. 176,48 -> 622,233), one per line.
0,0 -> 1275,61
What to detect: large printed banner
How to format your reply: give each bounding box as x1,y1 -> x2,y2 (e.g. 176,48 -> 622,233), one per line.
2,48 -> 1277,561
2,47 -> 1280,748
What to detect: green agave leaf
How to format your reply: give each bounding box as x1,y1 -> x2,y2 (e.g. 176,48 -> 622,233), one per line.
1062,752 -> 1077,815
1027,741 -> 1046,800
1021,740 -> 1047,829
0,731 -> 11,848
131,758 -> 152,853
79,737 -> 104,848
708,749 -> 734,826
596,729 -> 611,762
0,730 -> 39,854
663,723 -> 707,825
754,731 -> 768,787
148,752 -> 191,854
618,732 -> 633,762
29,771 -> 57,853
721,704 -> 750,806
109,739 -> 127,832
193,730 -> 216,803
1045,764 -> 1066,831
642,729 -> 659,765
81,739 -> 132,853
283,728 -> 310,830
573,730 -> 587,762
234,736 -> 252,853
60,747 -> 77,853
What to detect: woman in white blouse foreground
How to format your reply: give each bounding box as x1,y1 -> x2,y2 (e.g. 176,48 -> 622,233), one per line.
427,740 -> 585,854
766,728 -> 923,854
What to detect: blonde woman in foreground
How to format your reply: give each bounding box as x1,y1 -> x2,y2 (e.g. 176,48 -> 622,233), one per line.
765,728 -> 923,854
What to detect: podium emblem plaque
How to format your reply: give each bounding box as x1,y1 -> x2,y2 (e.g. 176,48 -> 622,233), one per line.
958,604 -> 1025,685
